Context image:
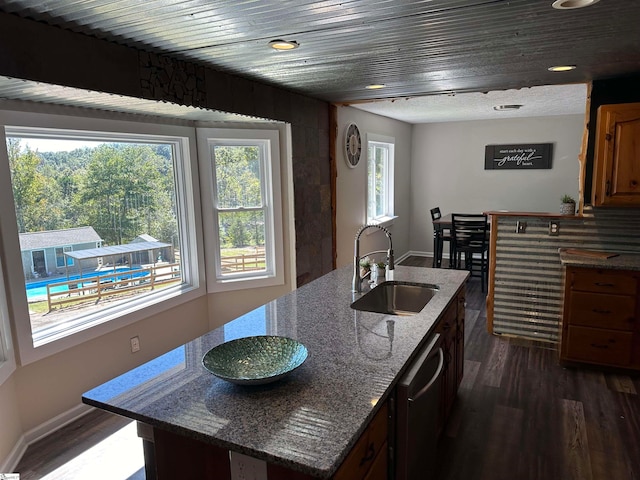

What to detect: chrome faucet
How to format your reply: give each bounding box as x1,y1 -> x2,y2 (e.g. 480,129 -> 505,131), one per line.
352,224 -> 395,292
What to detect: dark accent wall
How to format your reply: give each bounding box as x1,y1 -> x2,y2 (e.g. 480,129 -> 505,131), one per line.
0,13 -> 333,286
584,75 -> 640,203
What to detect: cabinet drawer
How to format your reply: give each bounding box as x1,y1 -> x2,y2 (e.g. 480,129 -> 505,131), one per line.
570,270 -> 637,295
363,441 -> 387,480
435,301 -> 457,334
567,291 -> 636,331
566,326 -> 633,366
334,402 -> 387,480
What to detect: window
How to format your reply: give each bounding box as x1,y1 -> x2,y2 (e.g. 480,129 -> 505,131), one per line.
198,128 -> 284,292
55,246 -> 74,268
367,134 -> 395,225
0,114 -> 204,363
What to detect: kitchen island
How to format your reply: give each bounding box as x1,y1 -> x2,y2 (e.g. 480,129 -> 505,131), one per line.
82,265 -> 468,479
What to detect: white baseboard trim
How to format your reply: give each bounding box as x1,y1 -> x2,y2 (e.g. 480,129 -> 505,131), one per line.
404,250 -> 450,260
394,251 -> 411,264
404,250 -> 428,258
2,403 -> 94,472
1,435 -> 26,474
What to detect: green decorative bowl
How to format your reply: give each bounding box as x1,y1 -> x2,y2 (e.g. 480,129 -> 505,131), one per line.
202,336 -> 308,385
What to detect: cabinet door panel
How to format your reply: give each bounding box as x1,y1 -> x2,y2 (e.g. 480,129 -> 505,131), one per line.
566,325 -> 633,366
567,291 -> 636,331
609,113 -> 640,198
593,103 -> 640,205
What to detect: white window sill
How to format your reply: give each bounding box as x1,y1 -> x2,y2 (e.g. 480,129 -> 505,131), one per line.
365,215 -> 398,233
19,284 -> 205,365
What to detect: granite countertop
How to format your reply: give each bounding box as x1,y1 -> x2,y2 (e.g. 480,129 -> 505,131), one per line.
82,265 -> 468,479
559,248 -> 640,271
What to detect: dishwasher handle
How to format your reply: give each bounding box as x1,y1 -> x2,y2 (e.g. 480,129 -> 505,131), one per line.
407,347 -> 444,403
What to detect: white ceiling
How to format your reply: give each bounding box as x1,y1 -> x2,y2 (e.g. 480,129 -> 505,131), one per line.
350,83 -> 588,124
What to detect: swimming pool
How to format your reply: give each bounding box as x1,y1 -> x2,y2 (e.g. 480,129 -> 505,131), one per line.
26,267 -> 147,301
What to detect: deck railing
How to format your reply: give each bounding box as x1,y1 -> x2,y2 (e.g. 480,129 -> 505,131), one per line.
46,262 -> 181,311
220,253 -> 266,273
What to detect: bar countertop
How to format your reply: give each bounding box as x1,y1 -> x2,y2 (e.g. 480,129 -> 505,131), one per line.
82,265 -> 468,478
559,248 -> 640,271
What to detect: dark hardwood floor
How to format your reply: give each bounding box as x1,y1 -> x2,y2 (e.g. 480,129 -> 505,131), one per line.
14,256 -> 640,479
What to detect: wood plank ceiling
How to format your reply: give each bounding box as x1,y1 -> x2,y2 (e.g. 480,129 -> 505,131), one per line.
1,0 -> 639,103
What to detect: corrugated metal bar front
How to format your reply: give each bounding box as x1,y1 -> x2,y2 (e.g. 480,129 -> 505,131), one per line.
491,207 -> 640,344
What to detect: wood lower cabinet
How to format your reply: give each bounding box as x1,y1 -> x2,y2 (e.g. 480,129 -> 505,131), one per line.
560,266 -> 640,369
592,102 -> 640,206
435,290 -> 465,434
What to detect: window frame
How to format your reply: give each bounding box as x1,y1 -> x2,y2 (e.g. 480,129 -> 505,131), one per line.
366,133 -> 396,227
197,128 -> 285,293
0,254 -> 17,385
0,111 -> 206,365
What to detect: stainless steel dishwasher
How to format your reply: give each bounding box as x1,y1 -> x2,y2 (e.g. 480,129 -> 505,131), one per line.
395,333 -> 444,480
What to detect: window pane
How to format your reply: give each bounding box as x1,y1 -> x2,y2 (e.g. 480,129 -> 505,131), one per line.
368,144 -> 388,220
6,136 -> 184,340
375,146 -> 387,217
214,145 -> 263,208
218,210 -> 266,276
55,247 -> 73,268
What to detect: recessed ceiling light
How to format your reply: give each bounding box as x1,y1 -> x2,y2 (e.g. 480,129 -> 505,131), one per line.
552,0 -> 600,9
548,65 -> 577,72
493,104 -> 523,111
268,39 -> 299,51
365,84 -> 386,90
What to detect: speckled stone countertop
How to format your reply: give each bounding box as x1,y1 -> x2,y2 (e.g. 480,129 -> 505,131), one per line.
559,249 -> 640,271
82,265 -> 468,479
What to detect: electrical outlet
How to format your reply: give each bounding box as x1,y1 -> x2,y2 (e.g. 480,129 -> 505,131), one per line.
229,451 -> 267,480
549,221 -> 560,236
130,336 -> 140,353
516,221 -> 527,233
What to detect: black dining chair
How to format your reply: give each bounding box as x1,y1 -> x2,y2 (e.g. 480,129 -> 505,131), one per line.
451,213 -> 489,291
430,207 -> 451,268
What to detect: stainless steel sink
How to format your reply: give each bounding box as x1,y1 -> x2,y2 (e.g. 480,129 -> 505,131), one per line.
350,281 -> 439,316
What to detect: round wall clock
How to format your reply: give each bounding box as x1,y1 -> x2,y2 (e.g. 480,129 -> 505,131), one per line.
344,123 -> 362,168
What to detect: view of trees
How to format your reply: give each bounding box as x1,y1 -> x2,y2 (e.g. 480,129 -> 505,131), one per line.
214,145 -> 265,250
7,139 -> 178,247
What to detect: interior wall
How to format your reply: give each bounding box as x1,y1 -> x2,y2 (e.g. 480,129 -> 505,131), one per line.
0,376 -> 21,471
409,114 -> 584,255
335,106 -> 413,268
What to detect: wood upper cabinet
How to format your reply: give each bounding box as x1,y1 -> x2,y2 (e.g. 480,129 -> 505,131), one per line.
592,102 -> 640,206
